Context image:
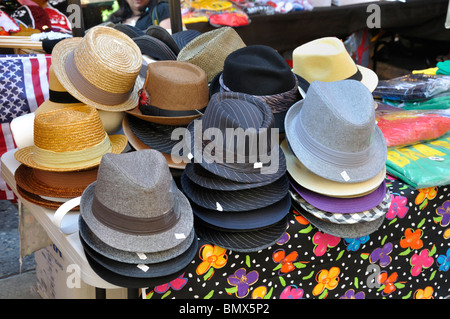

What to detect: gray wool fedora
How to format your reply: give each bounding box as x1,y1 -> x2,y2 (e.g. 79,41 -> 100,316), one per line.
80,149 -> 193,254
285,80 -> 387,183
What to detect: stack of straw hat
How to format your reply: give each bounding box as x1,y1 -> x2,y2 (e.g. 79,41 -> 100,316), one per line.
283,80 -> 389,238
122,60 -> 210,170
77,149 -> 197,288
180,92 -> 291,252
14,104 -> 128,209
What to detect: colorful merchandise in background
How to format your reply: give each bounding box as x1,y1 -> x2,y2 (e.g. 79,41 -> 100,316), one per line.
143,177 -> 450,299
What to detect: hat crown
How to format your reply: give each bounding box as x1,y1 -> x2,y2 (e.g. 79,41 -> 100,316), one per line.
298,80 -> 376,153
200,92 -> 274,159
177,27 -> 246,82
222,45 -> 296,95
73,26 -> 142,94
292,37 -> 358,83
94,149 -> 174,218
145,61 -> 209,110
33,104 -> 107,152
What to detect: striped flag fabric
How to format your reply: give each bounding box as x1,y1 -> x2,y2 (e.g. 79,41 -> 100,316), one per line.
0,54 -> 51,200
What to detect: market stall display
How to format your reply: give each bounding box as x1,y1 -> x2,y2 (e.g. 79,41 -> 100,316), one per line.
0,10 -> 449,299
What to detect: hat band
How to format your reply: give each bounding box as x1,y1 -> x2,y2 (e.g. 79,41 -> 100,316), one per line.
33,135 -> 112,168
139,102 -> 207,117
295,120 -> 372,167
91,194 -> 180,235
65,50 -> 133,106
347,68 -> 362,81
218,73 -> 301,114
49,89 -> 82,104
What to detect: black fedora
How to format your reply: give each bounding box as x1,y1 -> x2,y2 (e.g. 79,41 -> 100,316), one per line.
192,194 -> 291,231
132,35 -> 177,61
194,215 -> 289,252
209,45 -> 308,131
185,91 -> 286,184
145,25 -> 180,55
180,172 -> 289,212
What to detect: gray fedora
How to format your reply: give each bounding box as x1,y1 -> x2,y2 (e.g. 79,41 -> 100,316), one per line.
285,80 -> 387,183
80,149 -> 193,254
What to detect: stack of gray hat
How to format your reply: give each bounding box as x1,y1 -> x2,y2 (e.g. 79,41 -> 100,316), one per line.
78,149 -> 197,288
283,80 -> 390,239
180,91 -> 292,252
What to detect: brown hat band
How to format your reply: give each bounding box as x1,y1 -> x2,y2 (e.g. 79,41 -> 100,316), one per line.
92,194 -> 180,235
65,50 -> 133,106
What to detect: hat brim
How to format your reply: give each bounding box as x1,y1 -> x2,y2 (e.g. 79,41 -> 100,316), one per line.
80,181 -> 194,253
192,194 -> 291,230
186,118 -> 287,184
122,115 -> 187,170
80,229 -> 198,279
125,106 -> 202,126
16,184 -> 79,210
194,216 -> 288,252
184,162 -> 275,191
14,164 -> 96,198
79,215 -> 196,264
14,134 -> 128,172
290,178 -> 387,214
292,201 -> 386,238
180,172 -> 289,212
290,188 -> 390,225
281,139 -> 386,198
285,100 -> 387,183
358,65 -> 379,93
52,37 -> 143,112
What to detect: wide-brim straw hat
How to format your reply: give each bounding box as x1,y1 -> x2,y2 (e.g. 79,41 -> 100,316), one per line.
281,139 -> 386,198
292,36 -> 378,92
52,26 -> 143,112
16,184 -> 78,210
177,26 -> 246,82
15,105 -> 128,172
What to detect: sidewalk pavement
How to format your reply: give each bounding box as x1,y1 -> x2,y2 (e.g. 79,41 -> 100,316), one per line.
0,200 -> 41,299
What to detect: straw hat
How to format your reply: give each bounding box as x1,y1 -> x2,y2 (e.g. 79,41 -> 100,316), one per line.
15,104 -> 128,172
177,27 -> 246,82
292,37 -> 378,92
52,26 -> 143,112
35,65 -> 83,116
126,61 -> 209,126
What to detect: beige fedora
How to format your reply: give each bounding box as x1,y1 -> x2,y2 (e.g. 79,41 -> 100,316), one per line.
177,27 -> 246,82
125,61 -> 209,126
51,26 -> 143,112
292,37 -> 378,92
15,104 -> 128,172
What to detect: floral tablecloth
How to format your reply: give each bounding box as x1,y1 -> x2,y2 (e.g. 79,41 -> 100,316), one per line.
144,176 -> 450,300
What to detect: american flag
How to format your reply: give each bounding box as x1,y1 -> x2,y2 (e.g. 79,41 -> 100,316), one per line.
0,54 -> 51,200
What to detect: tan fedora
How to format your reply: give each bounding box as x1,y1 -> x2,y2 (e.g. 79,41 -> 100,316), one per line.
15,104 -> 128,172
51,26 -> 143,112
177,27 -> 246,82
292,37 -> 378,92
125,61 -> 209,126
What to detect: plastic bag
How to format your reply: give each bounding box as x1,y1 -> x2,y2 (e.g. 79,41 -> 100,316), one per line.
373,74 -> 450,102
386,132 -> 450,189
181,0 -> 250,26
376,107 -> 450,148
